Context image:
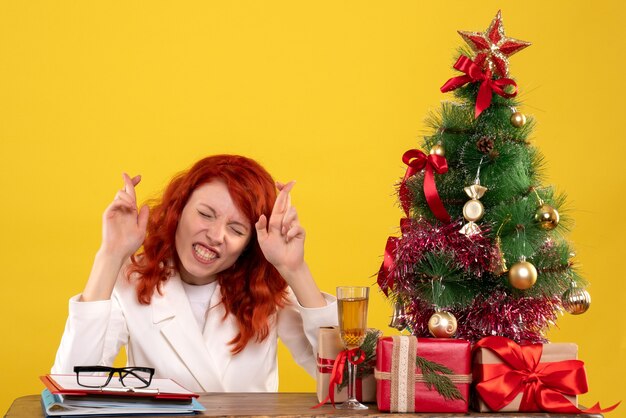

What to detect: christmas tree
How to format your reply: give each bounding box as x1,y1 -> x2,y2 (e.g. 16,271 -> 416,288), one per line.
378,11 -> 591,344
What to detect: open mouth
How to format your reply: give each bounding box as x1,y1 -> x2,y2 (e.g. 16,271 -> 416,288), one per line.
193,244 -> 218,263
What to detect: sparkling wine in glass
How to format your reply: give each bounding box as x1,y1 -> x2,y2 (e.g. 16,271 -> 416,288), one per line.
336,286 -> 369,410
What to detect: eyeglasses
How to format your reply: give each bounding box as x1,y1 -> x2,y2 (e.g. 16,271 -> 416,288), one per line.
73,366 -> 155,389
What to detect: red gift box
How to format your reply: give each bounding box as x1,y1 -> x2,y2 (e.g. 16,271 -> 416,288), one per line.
473,336 -> 578,412
472,336 -> 619,414
375,336 -> 471,413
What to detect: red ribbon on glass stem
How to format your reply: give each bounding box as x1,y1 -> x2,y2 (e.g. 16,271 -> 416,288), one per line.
316,355 -> 364,400
399,149 -> 450,223
313,348 -> 366,408
440,55 -> 518,118
474,336 -> 619,414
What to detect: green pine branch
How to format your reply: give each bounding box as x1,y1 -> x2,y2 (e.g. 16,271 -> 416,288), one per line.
411,251 -> 478,308
415,356 -> 465,401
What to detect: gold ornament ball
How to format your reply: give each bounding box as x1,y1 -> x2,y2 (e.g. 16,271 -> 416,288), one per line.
428,311 -> 457,338
562,287 -> 591,315
510,112 -> 526,128
429,144 -> 445,157
508,261 -> 538,290
535,204 -> 560,230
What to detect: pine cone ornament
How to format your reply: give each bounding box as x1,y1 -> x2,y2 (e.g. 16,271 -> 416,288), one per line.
476,136 -> 495,154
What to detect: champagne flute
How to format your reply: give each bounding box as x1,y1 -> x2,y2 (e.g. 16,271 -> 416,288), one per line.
336,286 -> 369,410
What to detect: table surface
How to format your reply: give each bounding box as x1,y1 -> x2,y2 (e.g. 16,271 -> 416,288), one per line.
5,392 -> 604,418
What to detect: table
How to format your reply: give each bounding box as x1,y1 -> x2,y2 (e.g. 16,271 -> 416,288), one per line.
5,392 -> 604,417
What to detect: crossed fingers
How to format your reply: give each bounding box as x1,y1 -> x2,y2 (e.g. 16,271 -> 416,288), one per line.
112,173 -> 141,212
273,181 -> 304,242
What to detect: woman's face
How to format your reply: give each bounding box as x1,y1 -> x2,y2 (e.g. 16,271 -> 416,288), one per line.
175,180 -> 252,285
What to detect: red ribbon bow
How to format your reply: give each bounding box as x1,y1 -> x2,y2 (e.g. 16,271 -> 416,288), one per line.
474,336 -> 619,414
377,218 -> 411,296
399,149 -> 450,223
441,55 -> 518,118
313,348 -> 366,408
377,236 -> 400,296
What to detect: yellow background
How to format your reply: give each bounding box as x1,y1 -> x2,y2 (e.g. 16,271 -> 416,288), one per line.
1,1 -> 624,415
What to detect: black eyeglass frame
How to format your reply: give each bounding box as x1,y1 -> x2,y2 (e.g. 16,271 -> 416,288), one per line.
73,366 -> 155,389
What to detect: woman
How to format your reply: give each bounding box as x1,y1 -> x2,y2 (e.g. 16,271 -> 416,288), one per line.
52,155 -> 338,392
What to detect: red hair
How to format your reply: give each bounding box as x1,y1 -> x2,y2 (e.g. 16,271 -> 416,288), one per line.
128,155 -> 288,354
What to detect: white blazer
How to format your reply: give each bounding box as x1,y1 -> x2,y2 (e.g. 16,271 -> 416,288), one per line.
52,272 -> 338,392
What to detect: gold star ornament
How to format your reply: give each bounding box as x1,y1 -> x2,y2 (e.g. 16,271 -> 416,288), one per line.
458,10 -> 531,77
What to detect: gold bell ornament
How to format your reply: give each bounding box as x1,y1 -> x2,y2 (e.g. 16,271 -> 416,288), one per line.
428,310 -> 458,338
490,217 -> 511,275
388,300 -> 408,332
562,282 -> 591,315
508,257 -> 538,290
490,236 -> 508,275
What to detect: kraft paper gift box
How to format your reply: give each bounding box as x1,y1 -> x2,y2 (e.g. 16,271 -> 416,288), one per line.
473,336 -> 580,412
315,327 -> 376,404
375,335 -> 471,413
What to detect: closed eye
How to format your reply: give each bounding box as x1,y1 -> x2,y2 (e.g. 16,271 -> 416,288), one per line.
230,226 -> 245,236
198,210 -> 214,219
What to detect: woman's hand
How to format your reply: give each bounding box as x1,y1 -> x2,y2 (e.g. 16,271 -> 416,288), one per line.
100,173 -> 150,259
81,173 -> 149,302
255,181 -> 304,274
255,181 -> 326,308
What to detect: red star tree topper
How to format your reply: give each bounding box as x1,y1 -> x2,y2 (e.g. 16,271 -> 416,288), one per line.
458,10 -> 531,77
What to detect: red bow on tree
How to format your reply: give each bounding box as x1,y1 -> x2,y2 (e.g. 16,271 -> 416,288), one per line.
399,149 -> 450,223
377,218 -> 411,296
440,55 -> 518,118
474,336 -> 619,414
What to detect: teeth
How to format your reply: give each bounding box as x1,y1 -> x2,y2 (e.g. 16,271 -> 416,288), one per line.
193,244 -> 217,261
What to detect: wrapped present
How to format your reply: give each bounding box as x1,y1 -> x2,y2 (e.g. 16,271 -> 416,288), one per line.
315,327 -> 377,404
473,336 -> 619,414
375,336 -> 471,413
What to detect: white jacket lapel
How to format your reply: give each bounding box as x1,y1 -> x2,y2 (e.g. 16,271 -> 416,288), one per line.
202,284 -> 238,381
151,275 -> 226,392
